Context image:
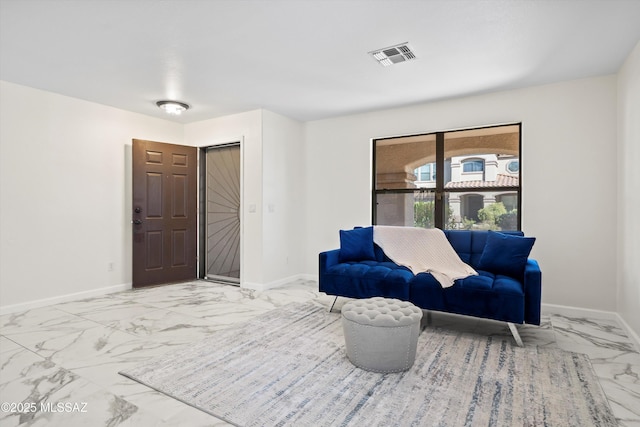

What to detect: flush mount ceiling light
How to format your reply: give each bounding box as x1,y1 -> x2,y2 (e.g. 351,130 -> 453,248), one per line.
369,43 -> 417,67
156,100 -> 190,115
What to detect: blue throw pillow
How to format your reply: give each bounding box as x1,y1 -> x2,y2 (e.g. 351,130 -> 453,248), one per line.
339,226 -> 375,262
477,231 -> 536,279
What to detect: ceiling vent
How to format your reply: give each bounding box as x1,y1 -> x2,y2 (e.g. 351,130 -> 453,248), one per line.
369,43 -> 417,67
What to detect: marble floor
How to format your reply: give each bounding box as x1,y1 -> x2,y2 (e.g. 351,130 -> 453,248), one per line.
1,280 -> 638,426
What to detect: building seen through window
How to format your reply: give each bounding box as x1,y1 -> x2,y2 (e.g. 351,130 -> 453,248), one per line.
374,124 -> 521,231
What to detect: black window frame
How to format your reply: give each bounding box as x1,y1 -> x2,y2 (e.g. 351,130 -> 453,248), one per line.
372,123 -> 522,231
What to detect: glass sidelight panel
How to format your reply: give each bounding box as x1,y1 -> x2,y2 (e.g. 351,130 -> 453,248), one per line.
373,134 -> 437,226
374,134 -> 437,190
375,190 -> 436,228
205,144 -> 240,283
443,125 -> 520,230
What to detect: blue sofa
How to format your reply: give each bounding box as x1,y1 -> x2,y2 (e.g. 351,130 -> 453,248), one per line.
319,229 -> 541,344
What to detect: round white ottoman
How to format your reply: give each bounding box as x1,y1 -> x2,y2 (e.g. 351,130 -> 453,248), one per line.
341,297 -> 423,373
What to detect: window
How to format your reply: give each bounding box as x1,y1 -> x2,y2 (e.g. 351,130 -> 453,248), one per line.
414,163 -> 436,183
462,159 -> 484,173
497,194 -> 518,212
373,123 -> 521,231
460,194 -> 484,222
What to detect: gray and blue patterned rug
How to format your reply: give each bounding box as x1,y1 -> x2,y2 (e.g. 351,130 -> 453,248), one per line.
120,302 -> 616,426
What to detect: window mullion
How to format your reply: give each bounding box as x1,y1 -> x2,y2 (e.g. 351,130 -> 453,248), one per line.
434,132 -> 445,229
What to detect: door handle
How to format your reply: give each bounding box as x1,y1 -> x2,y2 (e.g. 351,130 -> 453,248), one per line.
133,219 -> 142,225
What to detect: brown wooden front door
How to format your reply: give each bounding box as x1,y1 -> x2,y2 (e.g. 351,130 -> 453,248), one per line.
132,139 -> 197,287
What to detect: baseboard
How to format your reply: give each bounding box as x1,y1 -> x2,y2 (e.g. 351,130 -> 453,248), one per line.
240,281 -> 265,291
542,302 -> 640,352
241,274 -> 317,292
0,283 -> 132,316
304,274 -> 319,283
541,302 -> 619,320
615,313 -> 640,353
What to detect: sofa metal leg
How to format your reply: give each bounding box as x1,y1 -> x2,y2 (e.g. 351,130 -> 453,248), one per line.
328,296 -> 338,313
507,322 -> 524,347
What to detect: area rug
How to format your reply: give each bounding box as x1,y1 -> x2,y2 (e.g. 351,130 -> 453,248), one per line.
119,302 -> 616,427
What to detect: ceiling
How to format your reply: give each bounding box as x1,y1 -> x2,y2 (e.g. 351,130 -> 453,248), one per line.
1,0 -> 639,124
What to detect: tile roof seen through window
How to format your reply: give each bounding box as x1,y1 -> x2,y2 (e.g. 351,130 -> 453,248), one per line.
444,174 -> 519,189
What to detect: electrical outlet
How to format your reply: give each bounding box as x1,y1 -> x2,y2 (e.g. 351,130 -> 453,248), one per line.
108,262 -> 115,272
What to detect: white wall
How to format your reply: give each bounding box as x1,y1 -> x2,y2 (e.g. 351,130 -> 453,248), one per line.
261,110 -> 306,284
184,109 -> 306,288
305,75 -> 618,312
1,70 -> 631,321
184,110 -> 264,286
0,81 -> 183,311
617,41 -> 640,336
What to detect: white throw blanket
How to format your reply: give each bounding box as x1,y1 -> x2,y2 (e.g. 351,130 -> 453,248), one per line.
373,226 -> 477,288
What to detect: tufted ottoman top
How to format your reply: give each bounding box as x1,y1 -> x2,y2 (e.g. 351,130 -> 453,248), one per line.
342,297 -> 422,327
